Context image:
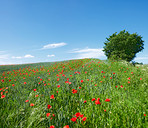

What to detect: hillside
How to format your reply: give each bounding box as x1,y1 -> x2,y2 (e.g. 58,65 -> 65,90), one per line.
0,58 -> 147,128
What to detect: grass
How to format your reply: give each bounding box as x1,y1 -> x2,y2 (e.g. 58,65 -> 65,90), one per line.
0,58 -> 147,128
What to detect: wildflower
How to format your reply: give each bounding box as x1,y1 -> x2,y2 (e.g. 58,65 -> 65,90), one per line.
79,87 -> 81,89
47,104 -> 52,109
71,117 -> 77,122
104,110 -> 106,112
140,78 -> 142,80
50,95 -> 55,99
144,114 -> 146,116
95,100 -> 101,105
116,86 -> 118,88
105,99 -> 110,102
33,89 -> 37,91
30,103 -> 34,106
57,85 -> 60,88
75,112 -> 81,117
63,125 -> 69,128
35,95 -> 39,97
46,113 -> 50,117
12,84 -> 15,86
121,85 -> 123,88
25,100 -> 29,102
92,98 -> 96,101
80,114 -> 84,118
84,100 -> 87,103
82,117 -> 87,121
1,95 -> 5,99
81,80 -> 84,83
24,82 -> 26,84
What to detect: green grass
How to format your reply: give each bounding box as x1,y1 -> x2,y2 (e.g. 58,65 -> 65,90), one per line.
0,58 -> 147,128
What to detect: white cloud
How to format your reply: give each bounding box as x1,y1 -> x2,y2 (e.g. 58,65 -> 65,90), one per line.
12,56 -> 22,59
12,54 -> 34,59
47,54 -> 55,57
24,54 -> 34,58
69,47 -> 106,59
134,57 -> 148,60
41,42 -> 67,49
0,54 -> 9,59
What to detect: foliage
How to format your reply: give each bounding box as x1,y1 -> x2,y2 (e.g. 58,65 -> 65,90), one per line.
103,30 -> 144,62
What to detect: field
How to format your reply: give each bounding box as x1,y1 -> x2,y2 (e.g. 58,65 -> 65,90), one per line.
0,58 -> 147,128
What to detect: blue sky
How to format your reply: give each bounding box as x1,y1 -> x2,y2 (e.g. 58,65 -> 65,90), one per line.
0,0 -> 148,65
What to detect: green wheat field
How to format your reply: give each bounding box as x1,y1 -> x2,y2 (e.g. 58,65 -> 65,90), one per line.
0,58 -> 148,128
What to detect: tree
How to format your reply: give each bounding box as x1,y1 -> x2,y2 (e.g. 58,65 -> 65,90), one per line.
103,30 -> 144,62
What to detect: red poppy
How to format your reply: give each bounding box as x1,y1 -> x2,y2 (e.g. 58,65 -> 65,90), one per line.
75,112 -> 81,117
92,98 -> 96,101
25,100 -> 29,102
95,100 -> 101,105
35,95 -> 39,97
121,85 -> 123,88
71,117 -> 77,122
24,82 -> 26,84
144,114 -> 146,116
30,103 -> 34,106
33,89 -> 37,91
116,86 -> 118,88
84,100 -> 87,103
1,95 -> 5,99
46,113 -> 50,117
49,125 -> 55,128
63,125 -> 69,128
104,110 -> 106,112
57,85 -> 60,88
82,117 -> 87,121
79,87 -> 81,89
12,84 -> 15,86
81,80 -> 84,83
105,98 -> 110,102
140,78 -> 142,80
80,114 -> 84,118
47,104 -> 52,109
50,95 -> 55,99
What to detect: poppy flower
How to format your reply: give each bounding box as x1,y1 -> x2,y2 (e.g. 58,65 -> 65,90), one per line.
50,125 -> 55,128
63,125 -> 69,128
33,89 -> 37,91
144,114 -> 146,116
50,95 -> 55,99
46,113 -> 50,117
75,112 -> 81,117
80,114 -> 84,118
57,85 -> 60,88
140,78 -> 142,80
82,117 -> 87,121
104,110 -> 106,112
81,80 -> 84,83
25,100 -> 29,102
105,99 -> 110,102
47,104 -> 52,109
71,117 -> 77,122
1,95 -> 5,99
12,84 -> 15,86
30,103 -> 34,106
35,95 -> 39,97
24,82 -> 26,84
95,100 -> 101,105
79,87 -> 81,89
92,98 -> 96,101
121,85 -> 123,88
84,100 -> 87,103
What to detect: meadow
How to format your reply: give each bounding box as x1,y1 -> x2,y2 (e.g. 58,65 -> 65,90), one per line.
0,58 -> 147,128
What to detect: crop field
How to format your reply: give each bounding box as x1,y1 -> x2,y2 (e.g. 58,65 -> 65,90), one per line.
0,58 -> 147,128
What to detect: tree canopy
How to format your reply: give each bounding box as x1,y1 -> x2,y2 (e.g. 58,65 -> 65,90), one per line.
103,30 -> 144,62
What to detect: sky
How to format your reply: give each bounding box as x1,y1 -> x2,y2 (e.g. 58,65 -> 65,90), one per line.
0,0 -> 148,65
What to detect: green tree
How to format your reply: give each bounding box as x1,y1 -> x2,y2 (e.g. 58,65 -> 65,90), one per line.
103,30 -> 144,62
